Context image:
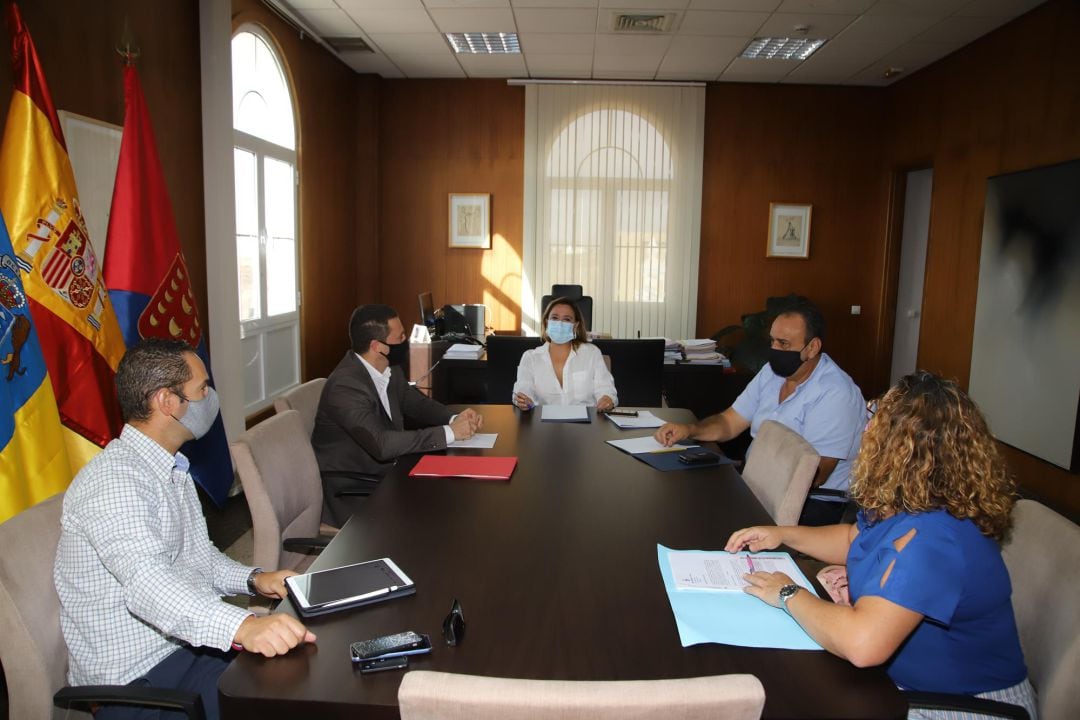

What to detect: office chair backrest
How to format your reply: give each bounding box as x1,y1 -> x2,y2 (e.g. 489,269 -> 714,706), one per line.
540,294 -> 593,332
273,377 -> 327,438
590,338 -> 664,407
1001,499 -> 1080,719
0,493 -> 90,720
485,335 -> 544,403
231,410 -> 323,572
740,421 -> 819,526
551,284 -> 583,300
398,671 -> 765,720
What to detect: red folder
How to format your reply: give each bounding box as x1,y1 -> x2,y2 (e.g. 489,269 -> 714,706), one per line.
409,455 -> 517,481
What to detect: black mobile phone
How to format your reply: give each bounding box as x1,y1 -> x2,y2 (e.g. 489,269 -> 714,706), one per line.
359,655 -> 409,674
603,409 -> 638,417
350,631 -> 430,662
678,450 -> 715,465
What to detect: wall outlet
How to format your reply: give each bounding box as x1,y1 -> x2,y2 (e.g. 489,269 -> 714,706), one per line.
851,305 -> 862,315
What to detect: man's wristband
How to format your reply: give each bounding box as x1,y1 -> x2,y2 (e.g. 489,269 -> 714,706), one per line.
246,568 -> 263,596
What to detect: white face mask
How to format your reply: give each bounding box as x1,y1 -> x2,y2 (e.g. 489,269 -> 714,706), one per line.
171,387 -> 220,440
547,319 -> 576,345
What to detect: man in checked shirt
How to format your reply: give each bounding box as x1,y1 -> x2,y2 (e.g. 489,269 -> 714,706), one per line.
54,339 -> 315,720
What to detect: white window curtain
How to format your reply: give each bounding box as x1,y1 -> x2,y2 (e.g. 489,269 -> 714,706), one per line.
522,83 -> 705,340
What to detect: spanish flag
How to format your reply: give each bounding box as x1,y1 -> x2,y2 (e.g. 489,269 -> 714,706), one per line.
0,3 -> 124,488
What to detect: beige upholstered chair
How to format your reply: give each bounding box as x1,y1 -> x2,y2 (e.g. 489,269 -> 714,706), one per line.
273,377 -> 327,437
0,494 -> 201,719
231,409 -> 330,573
398,671 -> 765,720
1002,499 -> 1080,719
739,420 -> 820,526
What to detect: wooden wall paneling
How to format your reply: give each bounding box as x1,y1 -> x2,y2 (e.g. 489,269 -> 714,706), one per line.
697,83 -> 889,392
0,0 -> 207,337
232,0 -> 374,381
378,80 -> 524,333
885,0 -> 1080,516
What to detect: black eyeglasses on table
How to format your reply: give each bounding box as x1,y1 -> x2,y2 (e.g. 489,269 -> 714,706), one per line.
442,598 -> 465,646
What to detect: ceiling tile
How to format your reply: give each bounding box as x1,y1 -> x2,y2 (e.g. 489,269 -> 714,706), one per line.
776,0 -> 874,13
665,34 -> 748,60
954,0 -> 1047,18
781,68 -> 854,83
511,0 -> 599,7
866,0 -> 967,16
338,7 -> 438,33
424,0 -> 511,7
658,51 -> 735,75
390,52 -> 467,77
598,0 -> 691,8
369,33 -> 452,53
339,52 -> 406,77
678,11 -> 769,36
334,0 -> 424,8
514,8 -> 599,33
594,33 -> 673,55
429,8 -> 517,31
656,70 -> 718,80
525,53 -> 594,77
756,12 -> 857,38
297,9 -> 364,36
720,56 -> 801,80
284,0 -> 344,9
457,53 -> 529,77
790,38 -> 876,71
520,33 -> 596,53
850,39 -> 955,79
916,15 -> 1010,45
830,13 -> 939,51
689,0 -> 780,9
593,53 -> 664,74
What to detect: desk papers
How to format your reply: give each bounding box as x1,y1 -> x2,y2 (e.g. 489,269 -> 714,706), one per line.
449,433 -> 498,449
443,343 -> 484,360
541,405 -> 590,422
668,551 -> 813,592
604,411 -> 666,429
607,436 -> 695,454
657,545 -> 823,651
409,455 -> 517,480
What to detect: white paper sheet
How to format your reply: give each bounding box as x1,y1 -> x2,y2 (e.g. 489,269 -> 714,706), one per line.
448,433 -> 498,449
604,411 -> 666,429
667,551 -> 814,592
540,405 -> 589,422
606,436 -> 697,454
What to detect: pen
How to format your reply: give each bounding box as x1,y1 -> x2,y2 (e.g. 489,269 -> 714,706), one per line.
745,555 -> 755,573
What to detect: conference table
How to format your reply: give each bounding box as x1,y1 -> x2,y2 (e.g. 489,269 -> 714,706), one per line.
218,405 -> 906,719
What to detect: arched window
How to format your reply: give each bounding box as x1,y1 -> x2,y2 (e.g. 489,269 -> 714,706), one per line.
231,28 -> 299,414
523,85 -> 705,340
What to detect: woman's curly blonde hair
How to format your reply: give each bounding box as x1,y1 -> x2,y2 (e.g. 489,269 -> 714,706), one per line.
850,371 -> 1016,540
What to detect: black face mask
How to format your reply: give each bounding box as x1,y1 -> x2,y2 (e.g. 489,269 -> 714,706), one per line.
381,340 -> 410,367
768,347 -> 805,378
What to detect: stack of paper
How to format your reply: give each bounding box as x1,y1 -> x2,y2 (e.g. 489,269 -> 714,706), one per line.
662,337 -> 683,364
604,410 -> 666,429
680,339 -> 727,365
540,405 -> 590,423
443,343 -> 485,360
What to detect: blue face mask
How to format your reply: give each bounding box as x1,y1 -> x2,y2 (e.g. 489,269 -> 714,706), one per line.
547,319 -> 576,345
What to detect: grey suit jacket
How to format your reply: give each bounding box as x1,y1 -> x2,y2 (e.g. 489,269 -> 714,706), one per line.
312,351 -> 454,478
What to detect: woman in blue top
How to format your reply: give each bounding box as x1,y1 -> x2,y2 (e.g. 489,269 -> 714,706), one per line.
726,371 -> 1036,719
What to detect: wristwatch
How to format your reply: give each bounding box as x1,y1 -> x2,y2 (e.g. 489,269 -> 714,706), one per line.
778,583 -> 801,615
246,568 -> 263,596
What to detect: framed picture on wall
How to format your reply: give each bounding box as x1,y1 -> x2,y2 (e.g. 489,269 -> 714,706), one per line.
448,193 -> 491,249
767,203 -> 812,259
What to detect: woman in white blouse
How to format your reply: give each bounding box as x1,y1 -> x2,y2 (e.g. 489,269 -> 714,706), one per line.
513,297 -> 617,411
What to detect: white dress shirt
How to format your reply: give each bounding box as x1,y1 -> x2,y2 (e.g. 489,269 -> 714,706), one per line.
54,425 -> 254,686
512,342 -> 618,407
357,353 -> 455,444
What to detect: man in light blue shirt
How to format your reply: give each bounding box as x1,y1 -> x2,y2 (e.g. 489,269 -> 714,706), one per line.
656,297 -> 865,525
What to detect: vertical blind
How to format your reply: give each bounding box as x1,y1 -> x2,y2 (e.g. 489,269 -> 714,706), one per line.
522,83 -> 705,340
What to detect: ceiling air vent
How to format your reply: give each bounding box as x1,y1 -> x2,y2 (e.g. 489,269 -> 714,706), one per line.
611,13 -> 675,33
326,37 -> 374,54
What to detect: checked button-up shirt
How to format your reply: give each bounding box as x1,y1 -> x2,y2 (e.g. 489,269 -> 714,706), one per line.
54,425 -> 254,686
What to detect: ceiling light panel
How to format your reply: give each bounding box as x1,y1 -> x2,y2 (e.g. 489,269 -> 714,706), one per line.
446,32 -> 522,54
740,36 -> 826,60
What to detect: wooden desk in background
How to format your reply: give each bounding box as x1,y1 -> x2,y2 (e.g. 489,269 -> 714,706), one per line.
219,406 -> 905,720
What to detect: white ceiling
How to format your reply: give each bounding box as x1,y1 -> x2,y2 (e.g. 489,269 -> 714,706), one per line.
273,0 -> 1047,86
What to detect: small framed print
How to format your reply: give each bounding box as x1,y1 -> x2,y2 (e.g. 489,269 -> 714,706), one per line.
449,193 -> 491,249
767,203 -> 812,259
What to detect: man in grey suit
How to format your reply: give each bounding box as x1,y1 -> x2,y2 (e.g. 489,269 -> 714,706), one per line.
312,304 -> 483,524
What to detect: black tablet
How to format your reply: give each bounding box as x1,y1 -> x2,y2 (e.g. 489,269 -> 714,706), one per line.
284,558 -> 415,617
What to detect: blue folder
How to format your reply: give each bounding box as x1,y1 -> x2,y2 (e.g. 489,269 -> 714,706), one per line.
633,449 -> 734,472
